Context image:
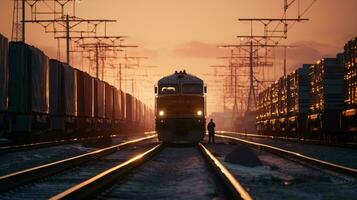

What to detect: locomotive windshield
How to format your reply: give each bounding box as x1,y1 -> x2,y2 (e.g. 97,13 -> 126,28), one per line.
159,85 -> 177,94
182,84 -> 203,94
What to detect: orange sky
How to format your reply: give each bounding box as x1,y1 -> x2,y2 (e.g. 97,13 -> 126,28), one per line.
0,0 -> 357,113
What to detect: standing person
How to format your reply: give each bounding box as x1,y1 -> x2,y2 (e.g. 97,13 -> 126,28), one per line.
207,119 -> 216,143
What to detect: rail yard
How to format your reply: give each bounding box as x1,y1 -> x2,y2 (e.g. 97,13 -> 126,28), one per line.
0,0 -> 356,199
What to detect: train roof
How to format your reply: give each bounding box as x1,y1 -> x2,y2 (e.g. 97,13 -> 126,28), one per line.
158,70 -> 203,85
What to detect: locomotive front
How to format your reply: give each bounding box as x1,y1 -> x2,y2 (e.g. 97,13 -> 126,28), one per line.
155,70 -> 206,143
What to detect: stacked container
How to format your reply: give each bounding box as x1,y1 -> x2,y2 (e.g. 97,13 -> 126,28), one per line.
341,37 -> 357,133
270,81 -> 279,131
0,34 -> 8,134
256,86 -> 272,133
287,64 -> 310,135
277,76 -> 288,132
307,56 -> 344,134
8,42 -> 49,134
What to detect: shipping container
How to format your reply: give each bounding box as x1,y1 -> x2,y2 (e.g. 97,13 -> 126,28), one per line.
286,64 -> 310,134
0,34 -> 8,112
0,34 -> 8,134
256,86 -> 272,133
271,81 -> 279,118
105,82 -> 114,120
76,70 -> 85,117
8,42 -> 50,133
63,64 -> 77,116
49,60 -> 64,130
307,56 -> 344,134
94,78 -> 105,119
113,88 -> 121,120
278,76 -> 288,117
84,73 -> 93,118
49,60 -> 65,116
49,60 -> 77,131
287,64 -> 310,115
126,93 -> 134,123
341,37 -> 357,133
75,70 -> 94,132
120,91 -> 126,120
76,70 -> 94,117
134,98 -> 139,123
9,42 -> 49,114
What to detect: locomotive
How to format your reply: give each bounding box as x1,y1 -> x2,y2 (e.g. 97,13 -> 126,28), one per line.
155,70 -> 206,143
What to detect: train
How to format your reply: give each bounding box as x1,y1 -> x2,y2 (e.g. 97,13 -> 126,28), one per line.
256,36 -> 357,141
0,33 -> 154,142
155,70 -> 206,143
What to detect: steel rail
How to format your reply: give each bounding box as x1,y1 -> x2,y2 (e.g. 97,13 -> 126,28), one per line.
0,136 -> 105,154
216,134 -> 357,178
217,131 -> 357,149
0,135 -> 157,193
49,143 -> 163,200
198,143 -> 253,200
0,132 -> 158,154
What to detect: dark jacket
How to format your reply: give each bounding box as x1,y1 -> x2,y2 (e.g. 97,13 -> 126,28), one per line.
207,122 -> 215,134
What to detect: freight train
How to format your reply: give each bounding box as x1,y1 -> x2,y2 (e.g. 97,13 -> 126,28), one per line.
155,70 -> 206,143
0,33 -> 154,142
256,37 -> 357,141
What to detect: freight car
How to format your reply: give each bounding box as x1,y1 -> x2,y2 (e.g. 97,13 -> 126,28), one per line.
0,35 -> 154,142
8,42 -> 50,138
256,36 -> 357,142
155,70 -> 206,143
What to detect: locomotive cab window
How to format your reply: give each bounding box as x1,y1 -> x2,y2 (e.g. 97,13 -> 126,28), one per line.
159,85 -> 177,94
182,84 -> 203,94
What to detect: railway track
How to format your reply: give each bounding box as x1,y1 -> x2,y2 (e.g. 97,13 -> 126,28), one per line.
0,136 -> 104,154
0,135 -> 157,197
217,131 -> 357,149
216,134 -> 357,178
49,143 -> 252,200
0,132 -> 156,154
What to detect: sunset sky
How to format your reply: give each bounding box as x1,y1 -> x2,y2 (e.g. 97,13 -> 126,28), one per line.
0,0 -> 356,113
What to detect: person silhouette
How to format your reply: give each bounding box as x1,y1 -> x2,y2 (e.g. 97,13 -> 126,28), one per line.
207,119 -> 216,143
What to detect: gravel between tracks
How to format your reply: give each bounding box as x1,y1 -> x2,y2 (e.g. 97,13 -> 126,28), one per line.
206,138 -> 357,200
221,133 -> 357,169
97,146 -> 228,200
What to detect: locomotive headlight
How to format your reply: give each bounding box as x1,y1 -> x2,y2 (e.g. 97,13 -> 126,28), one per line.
197,110 -> 202,116
159,110 -> 165,116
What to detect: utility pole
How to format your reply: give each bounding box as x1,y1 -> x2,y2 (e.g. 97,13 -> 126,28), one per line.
66,15 -> 70,64
12,0 -> 77,42
79,42 -> 137,80
24,18 -> 116,65
95,44 -> 99,78
12,0 -> 117,65
22,0 -> 25,42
